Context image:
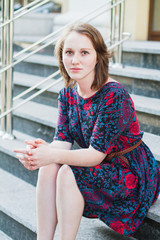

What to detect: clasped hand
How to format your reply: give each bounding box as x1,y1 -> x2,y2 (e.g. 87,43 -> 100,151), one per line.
14,138 -> 53,171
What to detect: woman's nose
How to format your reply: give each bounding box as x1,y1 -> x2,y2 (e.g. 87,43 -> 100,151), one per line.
72,53 -> 80,64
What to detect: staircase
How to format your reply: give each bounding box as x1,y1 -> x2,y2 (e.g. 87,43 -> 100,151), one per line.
0,35 -> 160,239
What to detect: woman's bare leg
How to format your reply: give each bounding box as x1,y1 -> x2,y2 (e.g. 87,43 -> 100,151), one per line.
36,163 -> 60,240
56,165 -> 85,240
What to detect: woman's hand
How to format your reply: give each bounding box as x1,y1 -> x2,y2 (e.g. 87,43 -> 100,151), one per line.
14,138 -> 53,171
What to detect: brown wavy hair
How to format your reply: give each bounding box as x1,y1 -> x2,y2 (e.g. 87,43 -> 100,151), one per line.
55,23 -> 111,90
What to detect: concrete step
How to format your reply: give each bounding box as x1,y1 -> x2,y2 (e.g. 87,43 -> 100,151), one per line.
0,127 -> 159,188
0,168 -> 136,240
0,231 -> 13,240
131,94 -> 160,136
0,167 -> 160,240
0,169 -> 37,240
12,67 -> 160,104
122,40 -> 160,69
12,91 -> 160,141
109,66 -> 160,98
0,130 -> 38,186
13,52 -> 58,77
13,100 -> 58,143
13,71 -> 63,108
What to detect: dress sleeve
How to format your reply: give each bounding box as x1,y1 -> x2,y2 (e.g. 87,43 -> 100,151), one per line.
90,89 -> 134,154
54,89 -> 74,144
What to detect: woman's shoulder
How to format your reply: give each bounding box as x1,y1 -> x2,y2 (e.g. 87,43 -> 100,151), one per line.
59,86 -> 75,96
102,80 -> 128,97
58,87 -> 77,104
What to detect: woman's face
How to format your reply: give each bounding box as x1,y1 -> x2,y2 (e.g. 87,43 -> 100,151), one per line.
62,31 -> 97,84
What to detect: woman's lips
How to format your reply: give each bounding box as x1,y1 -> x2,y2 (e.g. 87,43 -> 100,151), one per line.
70,68 -> 82,72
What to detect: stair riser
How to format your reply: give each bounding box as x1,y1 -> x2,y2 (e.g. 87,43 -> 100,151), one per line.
14,62 -> 58,78
137,112 -> 160,136
13,85 -> 59,108
110,75 -> 160,98
0,211 -> 36,240
134,218 -> 160,240
13,109 -> 160,142
13,115 -> 56,143
122,52 -> 160,69
0,151 -> 38,186
14,42 -> 55,56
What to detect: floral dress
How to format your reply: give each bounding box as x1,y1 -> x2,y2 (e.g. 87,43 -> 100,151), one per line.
54,82 -> 160,236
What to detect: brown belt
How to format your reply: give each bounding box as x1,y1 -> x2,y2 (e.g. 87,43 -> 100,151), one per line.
105,139 -> 142,166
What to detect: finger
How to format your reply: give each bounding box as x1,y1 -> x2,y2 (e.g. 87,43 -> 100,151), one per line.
24,162 -> 38,171
25,140 -> 39,148
14,149 -> 28,154
19,157 -> 29,166
24,164 -> 35,171
16,153 -> 30,160
34,138 -> 46,144
16,153 -> 24,159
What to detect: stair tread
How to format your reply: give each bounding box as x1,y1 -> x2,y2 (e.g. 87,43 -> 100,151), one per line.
0,50 -> 58,67
131,94 -> 160,116
14,99 -> 58,128
0,231 -> 13,240
0,128 -> 159,169
109,65 -> 160,81
123,40 -> 160,54
0,168 -> 36,233
0,168 -> 136,240
13,71 -> 64,93
12,97 -> 160,161
13,71 -> 160,117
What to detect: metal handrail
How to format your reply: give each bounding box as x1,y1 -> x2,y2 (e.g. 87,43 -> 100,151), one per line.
0,0 -> 51,29
13,70 -> 60,101
15,0 -> 44,15
14,1 -> 112,59
0,32 -> 131,120
13,31 -> 131,103
0,0 -> 130,138
108,32 -> 131,51
0,77 -> 63,119
0,0 -> 124,75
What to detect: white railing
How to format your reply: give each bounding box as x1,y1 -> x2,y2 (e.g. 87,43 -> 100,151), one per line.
0,0 -> 130,139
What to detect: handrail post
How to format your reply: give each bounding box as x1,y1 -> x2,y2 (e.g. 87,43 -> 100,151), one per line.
0,0 -> 14,139
5,0 -> 14,139
110,0 -> 116,47
117,0 -> 124,66
0,0 -> 7,137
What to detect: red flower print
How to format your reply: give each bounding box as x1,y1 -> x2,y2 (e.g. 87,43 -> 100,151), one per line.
110,221 -> 125,234
68,96 -> 75,105
95,165 -> 101,169
125,174 -> 137,189
104,92 -> 114,99
129,121 -> 139,134
105,92 -> 114,105
84,100 -> 92,110
66,92 -> 69,98
106,98 -> 114,105
58,132 -> 65,140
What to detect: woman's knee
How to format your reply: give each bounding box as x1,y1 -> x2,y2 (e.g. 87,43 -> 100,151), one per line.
37,163 -> 60,185
56,164 -> 75,189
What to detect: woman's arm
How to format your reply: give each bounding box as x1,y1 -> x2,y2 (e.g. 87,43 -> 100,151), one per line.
14,142 -> 106,170
51,145 -> 106,167
14,139 -> 72,170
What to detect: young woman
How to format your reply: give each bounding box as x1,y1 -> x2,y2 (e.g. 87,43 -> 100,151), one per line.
14,23 -> 160,239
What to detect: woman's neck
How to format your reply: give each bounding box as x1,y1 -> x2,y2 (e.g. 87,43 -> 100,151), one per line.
77,83 -> 96,99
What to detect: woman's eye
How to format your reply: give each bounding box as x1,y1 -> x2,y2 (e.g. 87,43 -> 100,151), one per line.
82,51 -> 89,55
66,51 -> 73,55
